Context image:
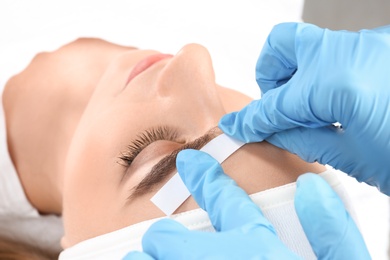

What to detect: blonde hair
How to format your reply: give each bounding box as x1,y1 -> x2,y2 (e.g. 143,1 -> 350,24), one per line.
0,236 -> 59,260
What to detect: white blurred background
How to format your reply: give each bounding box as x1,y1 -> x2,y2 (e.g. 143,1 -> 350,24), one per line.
0,0 -> 305,99
1,1 -> 389,259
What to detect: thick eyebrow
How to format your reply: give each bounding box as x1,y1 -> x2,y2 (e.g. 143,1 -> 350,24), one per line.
128,126 -> 222,199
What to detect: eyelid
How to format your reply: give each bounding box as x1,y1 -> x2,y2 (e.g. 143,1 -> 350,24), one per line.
127,126 -> 222,199
118,126 -> 184,168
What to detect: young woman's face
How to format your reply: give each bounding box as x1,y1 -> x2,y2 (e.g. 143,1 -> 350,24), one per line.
61,44 -> 227,247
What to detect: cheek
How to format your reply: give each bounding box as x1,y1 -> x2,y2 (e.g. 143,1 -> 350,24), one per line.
116,194 -> 166,227
62,144 -> 169,246
62,131 -> 127,245
62,162 -> 124,245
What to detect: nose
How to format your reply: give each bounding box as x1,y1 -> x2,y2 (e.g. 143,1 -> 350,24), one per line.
156,44 -> 226,134
157,44 -> 216,95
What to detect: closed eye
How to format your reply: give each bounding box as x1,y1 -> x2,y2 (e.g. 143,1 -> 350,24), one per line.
118,126 -> 185,167
127,126 -> 222,199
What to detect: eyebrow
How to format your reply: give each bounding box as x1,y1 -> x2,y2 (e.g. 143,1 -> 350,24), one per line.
128,126 -> 222,199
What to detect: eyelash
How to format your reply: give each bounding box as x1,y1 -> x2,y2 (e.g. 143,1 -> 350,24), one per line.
119,126 -> 182,167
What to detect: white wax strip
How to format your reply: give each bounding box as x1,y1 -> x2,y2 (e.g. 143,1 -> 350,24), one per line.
151,133 -> 245,216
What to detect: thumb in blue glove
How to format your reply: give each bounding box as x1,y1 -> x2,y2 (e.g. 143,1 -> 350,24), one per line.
295,173 -> 370,259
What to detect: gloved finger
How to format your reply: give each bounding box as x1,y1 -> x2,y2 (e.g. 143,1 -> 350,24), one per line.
142,219 -> 188,258
142,218 -> 210,259
295,174 -> 370,259
265,125 -> 347,166
265,126 -> 388,188
122,251 -> 155,260
177,149 -> 275,233
219,83 -> 332,143
256,22 -> 299,93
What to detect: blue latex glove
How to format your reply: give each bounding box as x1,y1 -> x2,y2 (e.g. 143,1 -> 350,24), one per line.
123,150 -> 369,260
219,22 -> 390,194
295,173 -> 370,259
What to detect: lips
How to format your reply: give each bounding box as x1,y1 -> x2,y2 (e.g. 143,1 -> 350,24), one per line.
126,53 -> 173,84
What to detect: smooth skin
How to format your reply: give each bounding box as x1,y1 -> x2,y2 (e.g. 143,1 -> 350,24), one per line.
3,38 -> 325,248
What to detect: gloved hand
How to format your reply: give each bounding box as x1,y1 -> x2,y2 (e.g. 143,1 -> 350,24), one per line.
219,22 -> 390,194
123,149 -> 370,260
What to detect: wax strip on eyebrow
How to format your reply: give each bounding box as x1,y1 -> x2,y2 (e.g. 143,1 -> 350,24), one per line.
150,133 -> 245,216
